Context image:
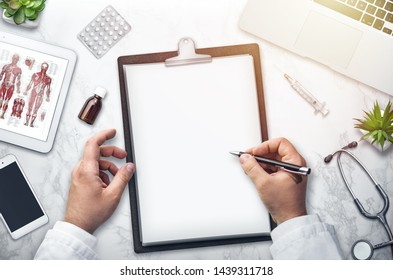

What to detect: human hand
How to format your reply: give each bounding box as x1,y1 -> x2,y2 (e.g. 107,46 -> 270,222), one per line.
240,138 -> 307,225
64,129 -> 135,234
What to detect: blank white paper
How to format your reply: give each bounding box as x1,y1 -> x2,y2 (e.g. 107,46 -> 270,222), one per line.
124,54 -> 270,245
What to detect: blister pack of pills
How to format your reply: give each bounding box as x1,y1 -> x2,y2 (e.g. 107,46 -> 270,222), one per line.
77,5 -> 131,59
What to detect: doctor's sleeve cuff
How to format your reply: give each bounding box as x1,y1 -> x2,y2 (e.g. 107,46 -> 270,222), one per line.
270,214 -> 343,260
34,221 -> 98,260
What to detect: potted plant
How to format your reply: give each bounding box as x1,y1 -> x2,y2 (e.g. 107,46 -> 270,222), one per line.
0,0 -> 45,28
354,101 -> 393,151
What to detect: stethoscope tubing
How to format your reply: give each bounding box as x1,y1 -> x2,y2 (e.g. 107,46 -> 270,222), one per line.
331,149 -> 393,257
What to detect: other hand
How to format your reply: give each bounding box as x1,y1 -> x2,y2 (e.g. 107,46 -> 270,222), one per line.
64,129 -> 135,234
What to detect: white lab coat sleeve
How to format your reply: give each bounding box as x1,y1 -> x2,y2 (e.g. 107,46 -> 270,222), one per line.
34,221 -> 98,260
270,214 -> 343,259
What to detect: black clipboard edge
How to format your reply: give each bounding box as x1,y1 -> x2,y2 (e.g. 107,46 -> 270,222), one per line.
118,43 -> 276,254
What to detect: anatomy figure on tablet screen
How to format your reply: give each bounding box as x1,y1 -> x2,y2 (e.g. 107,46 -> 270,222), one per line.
11,98 -> 25,119
0,54 -> 22,119
24,62 -> 52,127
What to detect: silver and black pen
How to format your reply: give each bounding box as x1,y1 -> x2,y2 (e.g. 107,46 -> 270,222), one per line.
230,151 -> 311,176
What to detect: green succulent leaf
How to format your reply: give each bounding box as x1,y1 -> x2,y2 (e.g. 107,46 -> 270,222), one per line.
6,6 -> 16,15
35,2 -> 44,12
32,0 -> 42,9
374,102 -> 381,119
26,1 -> 35,8
0,2 -> 9,9
24,7 -> 34,17
26,10 -> 37,20
8,0 -> 21,9
13,6 -> 25,24
379,135 -> 385,150
3,10 -> 12,17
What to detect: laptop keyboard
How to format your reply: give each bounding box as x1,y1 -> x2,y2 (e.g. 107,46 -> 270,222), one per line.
314,0 -> 393,36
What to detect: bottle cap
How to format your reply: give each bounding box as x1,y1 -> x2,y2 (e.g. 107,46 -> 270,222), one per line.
94,86 -> 107,99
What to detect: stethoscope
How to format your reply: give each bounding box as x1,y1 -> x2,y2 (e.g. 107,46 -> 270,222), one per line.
325,142 -> 393,260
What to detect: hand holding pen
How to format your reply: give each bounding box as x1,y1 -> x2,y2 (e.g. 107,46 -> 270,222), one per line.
236,138 -> 308,225
230,152 -> 310,176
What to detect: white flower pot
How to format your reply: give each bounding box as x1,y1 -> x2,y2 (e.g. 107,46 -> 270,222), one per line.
2,10 -> 41,28
362,133 -> 392,152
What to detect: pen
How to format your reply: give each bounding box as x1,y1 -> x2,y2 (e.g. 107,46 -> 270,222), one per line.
230,151 -> 311,176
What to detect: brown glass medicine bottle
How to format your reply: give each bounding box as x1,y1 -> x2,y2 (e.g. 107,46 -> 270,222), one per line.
78,87 -> 106,125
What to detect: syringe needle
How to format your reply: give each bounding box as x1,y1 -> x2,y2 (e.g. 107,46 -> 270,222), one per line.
284,73 -> 329,117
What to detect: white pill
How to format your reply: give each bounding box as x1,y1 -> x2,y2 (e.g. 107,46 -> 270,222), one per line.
114,26 -> 119,31
103,45 -> 108,50
113,36 -> 118,41
108,40 -> 113,45
109,31 -> 114,36
94,36 -> 98,41
118,30 -> 124,36
101,13 -> 106,17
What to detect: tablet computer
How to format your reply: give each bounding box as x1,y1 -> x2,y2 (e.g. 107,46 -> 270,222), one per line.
0,31 -> 77,153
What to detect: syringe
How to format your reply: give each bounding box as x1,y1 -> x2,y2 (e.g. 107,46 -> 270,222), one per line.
284,73 -> 329,117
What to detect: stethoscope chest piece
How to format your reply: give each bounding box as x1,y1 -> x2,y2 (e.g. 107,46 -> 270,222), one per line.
352,240 -> 373,260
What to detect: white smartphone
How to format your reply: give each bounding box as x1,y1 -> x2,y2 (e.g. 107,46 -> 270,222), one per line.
0,154 -> 48,239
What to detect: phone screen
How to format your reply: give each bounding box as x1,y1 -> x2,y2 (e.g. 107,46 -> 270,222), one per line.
0,162 -> 44,232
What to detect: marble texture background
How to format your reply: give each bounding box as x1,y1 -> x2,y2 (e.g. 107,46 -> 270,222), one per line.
0,0 -> 392,259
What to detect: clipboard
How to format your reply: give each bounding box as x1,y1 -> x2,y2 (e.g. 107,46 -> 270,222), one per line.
118,38 -> 275,253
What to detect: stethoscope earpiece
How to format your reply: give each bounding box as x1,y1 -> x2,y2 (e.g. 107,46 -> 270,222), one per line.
347,141 -> 358,149
341,141 -> 358,150
324,154 -> 333,163
325,141 -> 358,163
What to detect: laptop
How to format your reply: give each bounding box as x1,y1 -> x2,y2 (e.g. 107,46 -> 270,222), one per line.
240,0 -> 393,95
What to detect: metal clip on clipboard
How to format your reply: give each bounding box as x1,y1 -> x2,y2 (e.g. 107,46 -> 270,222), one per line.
165,38 -> 212,67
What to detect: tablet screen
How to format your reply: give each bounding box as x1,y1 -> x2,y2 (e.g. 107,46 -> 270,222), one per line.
0,41 -> 68,141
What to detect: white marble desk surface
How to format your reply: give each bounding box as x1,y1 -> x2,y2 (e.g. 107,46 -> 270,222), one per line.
0,0 -> 392,260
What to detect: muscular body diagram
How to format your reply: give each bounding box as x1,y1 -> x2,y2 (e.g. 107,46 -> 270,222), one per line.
24,63 -> 52,127
0,54 -> 22,119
